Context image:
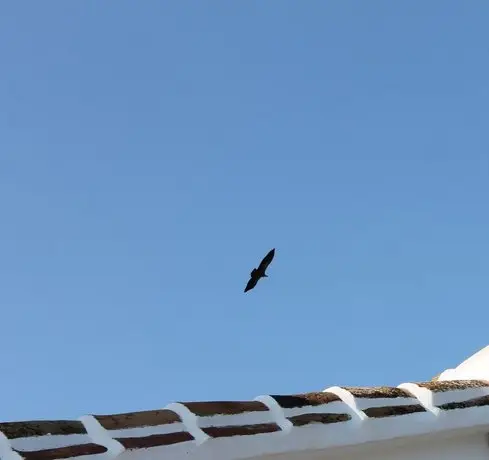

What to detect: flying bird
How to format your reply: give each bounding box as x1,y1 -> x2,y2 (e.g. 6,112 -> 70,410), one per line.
244,248 -> 275,293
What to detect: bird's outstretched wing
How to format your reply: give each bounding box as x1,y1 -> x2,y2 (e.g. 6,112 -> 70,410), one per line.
244,248 -> 276,293
257,248 -> 275,272
244,276 -> 258,293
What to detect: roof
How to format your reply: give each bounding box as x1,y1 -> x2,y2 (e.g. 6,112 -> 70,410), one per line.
4,345 -> 489,460
3,379 -> 489,460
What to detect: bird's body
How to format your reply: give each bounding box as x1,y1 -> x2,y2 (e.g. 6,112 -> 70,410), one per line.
244,248 -> 275,293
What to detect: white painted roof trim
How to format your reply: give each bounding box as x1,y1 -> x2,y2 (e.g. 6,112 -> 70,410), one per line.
4,384 -> 489,460
133,393 -> 489,460
4,345 -> 489,460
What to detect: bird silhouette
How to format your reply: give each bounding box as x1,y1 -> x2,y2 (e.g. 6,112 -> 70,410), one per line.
244,248 -> 275,293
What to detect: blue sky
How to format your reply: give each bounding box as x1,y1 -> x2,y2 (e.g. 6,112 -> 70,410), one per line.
1,1 -> 488,422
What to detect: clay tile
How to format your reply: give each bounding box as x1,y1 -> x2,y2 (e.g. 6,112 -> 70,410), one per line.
182,400 -> 268,417
93,409 -> 181,430
342,387 -> 411,398
14,444 -> 107,460
0,420 -> 86,439
417,380 -> 489,392
271,392 -> 340,409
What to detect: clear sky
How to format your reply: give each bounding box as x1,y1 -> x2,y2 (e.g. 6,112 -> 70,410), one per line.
1,1 -> 488,422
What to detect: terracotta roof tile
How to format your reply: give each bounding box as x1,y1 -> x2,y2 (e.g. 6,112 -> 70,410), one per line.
93,409 -> 181,430
16,444 -> 107,460
268,392 -> 352,429
411,380 -> 489,412
417,380 -> 489,392
203,423 -> 281,438
0,420 -> 106,460
115,432 -> 194,450
288,413 -> 351,426
270,392 -> 340,409
0,421 -> 86,439
362,404 -> 426,418
179,400 -> 279,439
181,401 -> 268,417
335,385 -> 427,418
341,387 -> 411,399
437,395 -> 489,411
90,408 -> 191,451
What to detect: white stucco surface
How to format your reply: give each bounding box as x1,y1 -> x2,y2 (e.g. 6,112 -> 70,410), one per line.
265,428 -> 489,460
439,345 -> 489,381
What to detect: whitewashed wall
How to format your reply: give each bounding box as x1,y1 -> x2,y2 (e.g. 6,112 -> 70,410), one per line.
258,428 -> 489,460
